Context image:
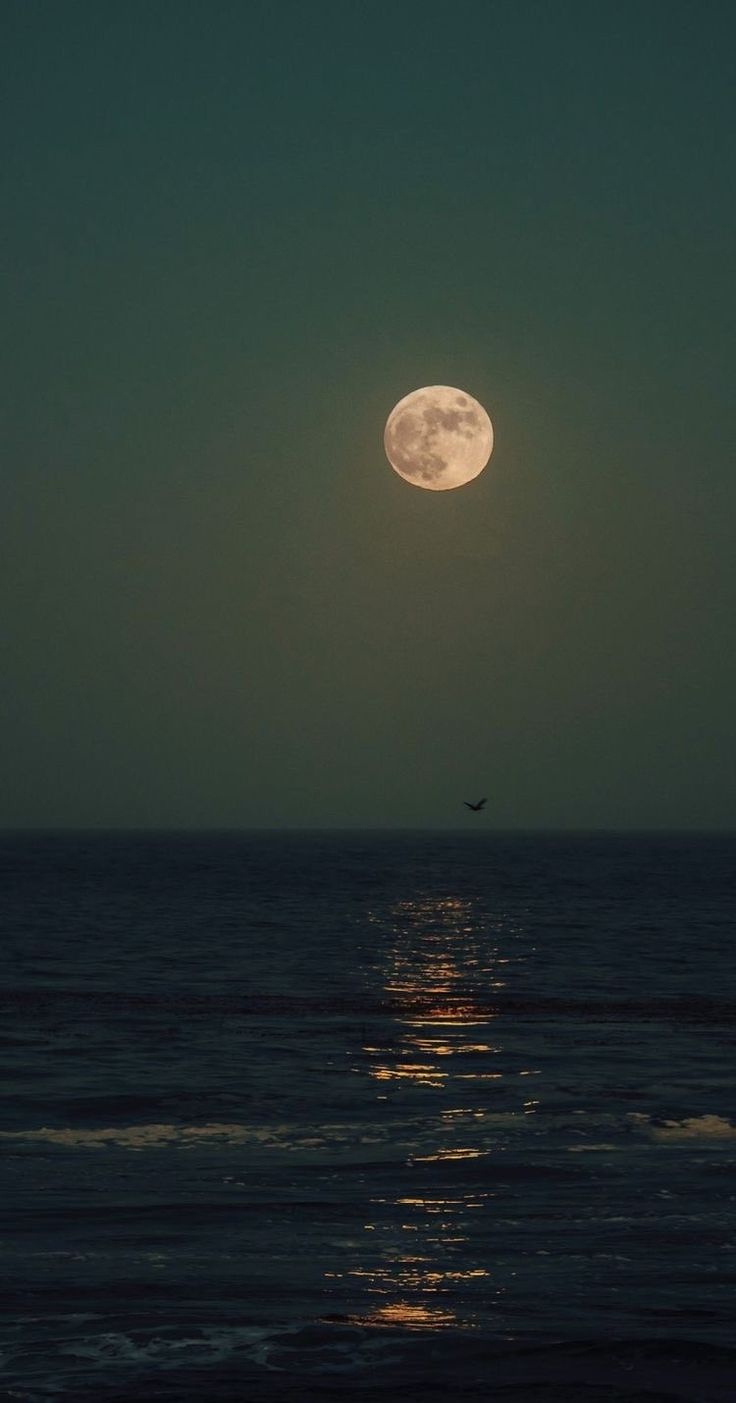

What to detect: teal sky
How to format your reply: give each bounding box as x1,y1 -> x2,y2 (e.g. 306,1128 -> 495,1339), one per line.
3,1 -> 735,829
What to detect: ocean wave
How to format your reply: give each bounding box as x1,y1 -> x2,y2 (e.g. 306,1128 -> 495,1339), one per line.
2,985 -> 735,1025
3,1109 -> 735,1154
3,1322 -> 735,1401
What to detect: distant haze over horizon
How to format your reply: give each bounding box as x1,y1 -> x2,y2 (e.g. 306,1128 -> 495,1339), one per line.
3,2 -> 735,831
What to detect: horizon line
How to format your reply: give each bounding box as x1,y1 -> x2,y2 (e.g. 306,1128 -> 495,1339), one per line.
1,825 -> 735,837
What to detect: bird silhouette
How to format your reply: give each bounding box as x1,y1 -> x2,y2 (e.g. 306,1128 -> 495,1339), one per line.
463,798 -> 487,812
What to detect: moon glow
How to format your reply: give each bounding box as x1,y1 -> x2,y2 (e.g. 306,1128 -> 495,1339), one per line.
384,385 -> 493,491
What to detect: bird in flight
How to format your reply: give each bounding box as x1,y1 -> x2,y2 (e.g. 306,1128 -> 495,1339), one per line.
463,798 -> 487,812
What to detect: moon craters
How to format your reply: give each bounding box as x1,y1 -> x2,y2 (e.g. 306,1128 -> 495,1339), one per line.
384,386 -> 493,491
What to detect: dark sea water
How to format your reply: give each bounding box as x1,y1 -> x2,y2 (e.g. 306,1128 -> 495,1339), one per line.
1,831 -> 735,1402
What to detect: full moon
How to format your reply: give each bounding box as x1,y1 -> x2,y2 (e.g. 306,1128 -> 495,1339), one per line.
384,385 -> 493,491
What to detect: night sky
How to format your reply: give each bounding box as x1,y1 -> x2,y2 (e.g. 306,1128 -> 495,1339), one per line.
3,1 -> 735,829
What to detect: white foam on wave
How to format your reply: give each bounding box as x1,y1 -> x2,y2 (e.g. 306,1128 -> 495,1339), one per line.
0,1109 -> 529,1154
567,1143 -> 620,1152
57,1322 -> 300,1370
629,1113 -> 736,1140
5,1109 -> 733,1155
50,1320 -> 403,1377
0,1123 -> 271,1149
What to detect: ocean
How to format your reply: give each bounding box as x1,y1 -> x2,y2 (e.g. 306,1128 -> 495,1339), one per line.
1,830 -> 734,1401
